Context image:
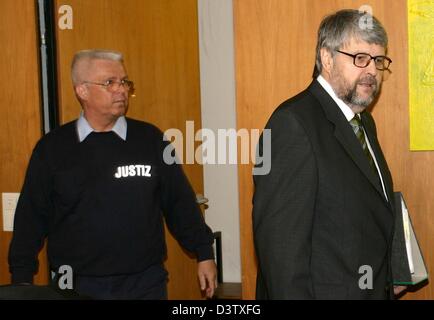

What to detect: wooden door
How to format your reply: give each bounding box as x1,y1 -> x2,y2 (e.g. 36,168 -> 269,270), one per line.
55,0 -> 204,299
235,0 -> 433,300
0,0 -> 49,285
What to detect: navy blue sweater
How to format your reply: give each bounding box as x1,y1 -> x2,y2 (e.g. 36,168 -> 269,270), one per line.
9,118 -> 214,283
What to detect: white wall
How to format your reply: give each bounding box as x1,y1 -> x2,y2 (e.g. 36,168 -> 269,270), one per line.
197,0 -> 241,283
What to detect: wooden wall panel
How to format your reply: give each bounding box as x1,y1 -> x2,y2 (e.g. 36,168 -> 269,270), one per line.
55,0 -> 204,299
0,0 -> 48,285
234,0 -> 433,300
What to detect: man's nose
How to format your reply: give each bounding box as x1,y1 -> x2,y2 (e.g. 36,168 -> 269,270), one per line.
114,82 -> 129,95
366,58 -> 378,76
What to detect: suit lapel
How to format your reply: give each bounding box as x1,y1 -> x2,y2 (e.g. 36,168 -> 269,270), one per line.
307,81 -> 389,205
360,113 -> 395,212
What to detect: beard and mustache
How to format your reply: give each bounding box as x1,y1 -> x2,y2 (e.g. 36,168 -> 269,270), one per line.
331,69 -> 381,109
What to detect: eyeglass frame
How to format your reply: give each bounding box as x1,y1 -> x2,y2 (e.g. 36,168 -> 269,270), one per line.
335,50 -> 392,71
82,79 -> 135,93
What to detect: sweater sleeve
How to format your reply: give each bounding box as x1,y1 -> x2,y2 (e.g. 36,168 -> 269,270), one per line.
8,142 -> 52,284
158,138 -> 215,262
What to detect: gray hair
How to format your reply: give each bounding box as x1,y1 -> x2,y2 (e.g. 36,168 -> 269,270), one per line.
71,49 -> 124,85
313,9 -> 388,78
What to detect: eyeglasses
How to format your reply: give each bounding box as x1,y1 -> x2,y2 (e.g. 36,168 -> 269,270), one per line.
335,50 -> 392,71
83,79 -> 135,93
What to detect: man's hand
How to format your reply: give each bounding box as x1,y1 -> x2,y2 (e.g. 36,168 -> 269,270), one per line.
198,259 -> 217,299
394,285 -> 407,296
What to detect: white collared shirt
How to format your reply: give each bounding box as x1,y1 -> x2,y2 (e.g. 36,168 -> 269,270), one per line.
76,113 -> 127,142
317,75 -> 388,200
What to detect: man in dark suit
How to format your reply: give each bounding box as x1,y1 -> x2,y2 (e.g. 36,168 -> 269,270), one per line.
253,9 -> 404,299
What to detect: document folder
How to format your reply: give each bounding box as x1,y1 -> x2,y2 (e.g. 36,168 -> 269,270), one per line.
392,192 -> 428,285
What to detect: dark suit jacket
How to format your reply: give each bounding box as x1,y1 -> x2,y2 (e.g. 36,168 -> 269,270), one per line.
253,80 -> 395,299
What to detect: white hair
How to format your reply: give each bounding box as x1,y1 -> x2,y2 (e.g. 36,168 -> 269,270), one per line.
71,49 -> 124,85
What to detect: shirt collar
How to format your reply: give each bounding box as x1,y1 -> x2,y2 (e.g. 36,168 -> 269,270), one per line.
76,113 -> 127,142
317,75 -> 356,121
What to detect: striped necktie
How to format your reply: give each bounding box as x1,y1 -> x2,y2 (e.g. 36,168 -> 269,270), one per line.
349,115 -> 381,180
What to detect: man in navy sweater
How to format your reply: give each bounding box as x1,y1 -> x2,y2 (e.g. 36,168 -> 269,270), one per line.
8,49 -> 217,299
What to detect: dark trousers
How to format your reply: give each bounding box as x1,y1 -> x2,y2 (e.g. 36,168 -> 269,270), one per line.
51,264 -> 168,300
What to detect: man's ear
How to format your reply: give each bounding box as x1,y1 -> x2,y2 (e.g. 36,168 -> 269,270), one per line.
320,48 -> 334,74
75,84 -> 88,101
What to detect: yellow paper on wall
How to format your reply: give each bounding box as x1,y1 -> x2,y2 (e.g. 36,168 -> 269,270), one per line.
409,0 -> 434,150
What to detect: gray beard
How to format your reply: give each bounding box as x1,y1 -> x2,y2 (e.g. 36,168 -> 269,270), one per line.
331,71 -> 381,109
342,83 -> 378,108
